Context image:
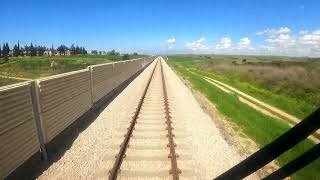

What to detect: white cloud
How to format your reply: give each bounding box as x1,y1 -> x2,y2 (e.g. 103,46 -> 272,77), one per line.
256,27 -> 291,36
166,37 -> 176,49
185,37 -> 208,51
216,37 -> 232,49
277,27 -> 291,34
299,30 -> 320,46
177,28 -> 320,57
265,34 -> 296,47
237,37 -> 251,49
299,30 -> 309,35
256,29 -> 320,57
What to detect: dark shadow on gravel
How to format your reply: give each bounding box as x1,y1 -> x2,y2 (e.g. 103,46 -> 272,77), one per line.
6,67 -> 148,180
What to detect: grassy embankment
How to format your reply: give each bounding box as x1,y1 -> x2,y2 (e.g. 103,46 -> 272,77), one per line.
167,55 -> 320,180
0,77 -> 24,87
170,55 -> 320,119
0,54 -> 146,80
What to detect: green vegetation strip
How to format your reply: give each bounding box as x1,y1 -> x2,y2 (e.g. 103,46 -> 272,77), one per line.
192,68 -> 315,120
0,77 -> 24,87
167,58 -> 320,180
0,54 -> 147,79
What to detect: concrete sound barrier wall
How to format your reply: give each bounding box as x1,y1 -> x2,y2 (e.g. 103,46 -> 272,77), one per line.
36,70 -> 92,143
0,82 -> 40,178
89,57 -> 154,104
0,56 -> 155,178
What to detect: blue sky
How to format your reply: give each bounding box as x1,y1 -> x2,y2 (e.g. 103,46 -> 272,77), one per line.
1,0 -> 320,56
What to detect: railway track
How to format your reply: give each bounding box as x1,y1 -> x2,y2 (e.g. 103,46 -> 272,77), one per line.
108,58 -> 184,179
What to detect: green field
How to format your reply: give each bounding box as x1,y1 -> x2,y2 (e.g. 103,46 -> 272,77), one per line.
0,54 -> 146,80
168,55 -> 320,119
167,55 -> 320,180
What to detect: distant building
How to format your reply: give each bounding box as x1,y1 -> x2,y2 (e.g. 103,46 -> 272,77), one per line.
8,50 -> 13,56
44,50 -> 64,56
44,50 -> 52,56
21,50 -> 27,56
53,50 -> 60,56
65,50 -> 71,56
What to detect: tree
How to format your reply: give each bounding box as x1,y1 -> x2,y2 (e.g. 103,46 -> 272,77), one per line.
80,47 -> 85,54
75,46 -> 79,54
3,43 -> 10,61
57,45 -> 62,55
24,45 -> 29,56
13,41 -> 21,56
30,43 -> 36,57
71,46 -> 87,55
6,43 -> 10,52
0,42 -> 88,58
13,44 -> 20,57
107,49 -> 117,55
2,44 -> 7,61
133,52 -> 138,56
37,46 -> 46,56
57,45 -> 68,55
70,44 -> 75,55
242,59 -> 247,64
83,47 -> 88,54
122,54 -> 130,60
91,50 -> 98,55
2,44 -> 5,56
17,41 -> 20,56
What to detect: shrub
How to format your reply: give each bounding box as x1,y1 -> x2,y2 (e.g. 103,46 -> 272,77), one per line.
122,54 -> 130,60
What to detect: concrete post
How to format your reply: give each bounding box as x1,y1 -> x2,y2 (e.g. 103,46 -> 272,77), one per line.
30,81 -> 48,160
88,66 -> 95,107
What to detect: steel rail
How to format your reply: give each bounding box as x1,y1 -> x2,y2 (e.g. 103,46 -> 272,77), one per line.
160,59 -> 180,180
108,59 -> 158,180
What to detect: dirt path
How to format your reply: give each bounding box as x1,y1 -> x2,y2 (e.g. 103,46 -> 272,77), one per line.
191,70 -> 320,144
204,76 -> 300,124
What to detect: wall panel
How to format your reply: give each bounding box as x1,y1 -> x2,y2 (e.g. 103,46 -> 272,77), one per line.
0,82 -> 39,178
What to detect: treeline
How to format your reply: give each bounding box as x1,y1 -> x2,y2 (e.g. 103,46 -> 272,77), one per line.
0,43 -> 10,59
91,49 -> 138,56
91,49 -> 121,55
0,42 -> 88,60
91,49 -> 139,60
58,44 -> 87,56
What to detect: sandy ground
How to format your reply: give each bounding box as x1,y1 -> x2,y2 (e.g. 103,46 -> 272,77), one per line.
36,57 -> 257,179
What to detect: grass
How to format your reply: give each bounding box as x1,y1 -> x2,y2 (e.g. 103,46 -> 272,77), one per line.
0,77 -> 24,87
0,54 -> 147,79
168,55 -> 320,119
167,56 -> 320,180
